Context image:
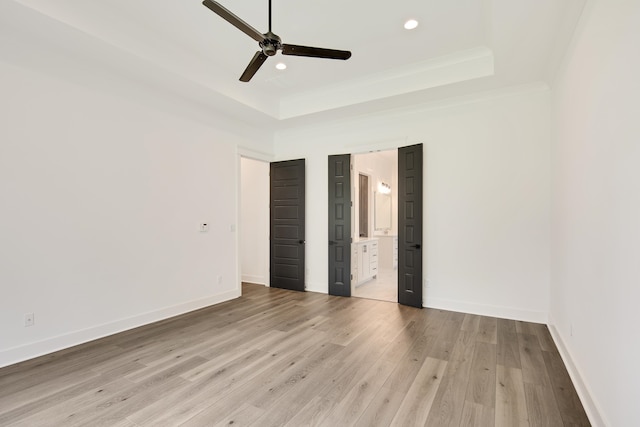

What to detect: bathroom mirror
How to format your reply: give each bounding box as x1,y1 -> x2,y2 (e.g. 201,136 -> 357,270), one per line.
374,192 -> 392,230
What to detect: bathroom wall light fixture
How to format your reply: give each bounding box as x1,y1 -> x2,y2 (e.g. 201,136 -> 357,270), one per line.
378,182 -> 391,194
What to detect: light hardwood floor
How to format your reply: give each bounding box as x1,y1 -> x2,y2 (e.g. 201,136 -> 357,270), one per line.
0,283 -> 590,426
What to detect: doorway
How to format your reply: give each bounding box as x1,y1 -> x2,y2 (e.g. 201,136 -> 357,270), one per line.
328,144 -> 423,307
240,157 -> 270,288
240,157 -> 307,293
352,150 -> 398,303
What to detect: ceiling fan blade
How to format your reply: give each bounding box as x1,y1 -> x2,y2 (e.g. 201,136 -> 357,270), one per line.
240,51 -> 269,82
202,0 -> 264,42
282,44 -> 351,60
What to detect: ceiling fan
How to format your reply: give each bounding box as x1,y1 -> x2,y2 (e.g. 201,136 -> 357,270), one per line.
202,0 -> 352,82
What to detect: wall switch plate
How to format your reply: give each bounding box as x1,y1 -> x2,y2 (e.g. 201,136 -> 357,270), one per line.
24,313 -> 34,327
200,223 -> 209,232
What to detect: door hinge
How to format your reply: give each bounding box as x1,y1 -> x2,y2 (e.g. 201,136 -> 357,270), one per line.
350,274 -> 353,280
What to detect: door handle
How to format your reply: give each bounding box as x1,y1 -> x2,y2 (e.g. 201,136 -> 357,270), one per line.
299,240 -> 306,244
329,240 -> 337,245
411,244 -> 421,249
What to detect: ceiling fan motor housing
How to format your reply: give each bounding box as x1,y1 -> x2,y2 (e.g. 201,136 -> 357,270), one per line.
260,31 -> 281,56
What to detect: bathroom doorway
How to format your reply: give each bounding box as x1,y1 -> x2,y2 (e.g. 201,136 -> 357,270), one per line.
328,144 -> 423,307
351,150 -> 398,302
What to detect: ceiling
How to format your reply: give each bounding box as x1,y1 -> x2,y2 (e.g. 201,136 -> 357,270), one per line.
7,0 -> 586,128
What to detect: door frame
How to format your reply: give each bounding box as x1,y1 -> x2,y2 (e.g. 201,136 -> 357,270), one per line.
237,148 -> 273,295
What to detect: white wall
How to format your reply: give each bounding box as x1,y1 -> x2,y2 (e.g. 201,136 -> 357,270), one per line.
550,1 -> 640,426
240,157 -> 269,285
275,86 -> 551,322
0,55 -> 267,367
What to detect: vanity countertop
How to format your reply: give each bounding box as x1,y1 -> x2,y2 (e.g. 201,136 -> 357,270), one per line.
354,237 -> 379,244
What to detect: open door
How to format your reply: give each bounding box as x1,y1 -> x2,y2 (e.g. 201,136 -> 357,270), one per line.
398,144 -> 423,308
270,159 -> 305,292
328,154 -> 351,296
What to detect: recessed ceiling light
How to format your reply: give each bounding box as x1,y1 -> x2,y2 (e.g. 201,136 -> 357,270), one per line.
275,62 -> 287,70
404,19 -> 419,30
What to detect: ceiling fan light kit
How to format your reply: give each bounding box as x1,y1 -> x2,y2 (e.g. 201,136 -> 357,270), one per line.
202,0 -> 352,82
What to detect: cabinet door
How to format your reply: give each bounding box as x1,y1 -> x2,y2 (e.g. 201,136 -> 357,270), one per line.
358,244 -> 369,281
369,241 -> 378,278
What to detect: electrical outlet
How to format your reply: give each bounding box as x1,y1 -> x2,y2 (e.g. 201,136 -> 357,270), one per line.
24,313 -> 34,327
217,275 -> 223,285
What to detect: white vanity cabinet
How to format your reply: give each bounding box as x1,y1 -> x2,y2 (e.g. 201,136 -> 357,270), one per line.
393,236 -> 398,270
377,235 -> 398,270
354,239 -> 378,286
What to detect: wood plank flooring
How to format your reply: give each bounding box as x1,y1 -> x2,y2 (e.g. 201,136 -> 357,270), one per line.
0,283 -> 590,426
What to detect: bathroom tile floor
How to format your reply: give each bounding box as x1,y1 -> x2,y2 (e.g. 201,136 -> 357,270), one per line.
353,268 -> 397,303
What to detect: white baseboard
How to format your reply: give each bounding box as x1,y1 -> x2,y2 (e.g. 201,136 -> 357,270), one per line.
547,320 -> 609,427
241,274 -> 267,286
0,288 -> 240,369
425,297 -> 548,324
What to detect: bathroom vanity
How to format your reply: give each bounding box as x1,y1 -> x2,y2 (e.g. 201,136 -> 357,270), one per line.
353,238 -> 378,286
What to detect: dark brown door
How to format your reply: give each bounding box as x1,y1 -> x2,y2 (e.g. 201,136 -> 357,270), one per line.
398,144 -> 423,308
270,159 -> 305,292
328,154 -> 351,296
